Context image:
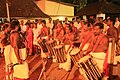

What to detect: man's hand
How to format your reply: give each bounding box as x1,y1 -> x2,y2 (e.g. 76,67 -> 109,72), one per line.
80,50 -> 87,57
18,59 -> 24,64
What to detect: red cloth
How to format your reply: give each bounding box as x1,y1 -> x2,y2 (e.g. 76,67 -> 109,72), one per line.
103,50 -> 109,76
26,28 -> 33,54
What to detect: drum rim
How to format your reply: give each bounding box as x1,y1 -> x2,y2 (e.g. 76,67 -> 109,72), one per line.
78,55 -> 91,63
54,44 -> 63,49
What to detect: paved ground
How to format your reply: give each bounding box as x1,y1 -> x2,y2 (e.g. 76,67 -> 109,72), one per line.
1,54 -> 120,80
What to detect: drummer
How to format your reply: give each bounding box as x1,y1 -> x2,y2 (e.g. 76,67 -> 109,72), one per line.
9,20 -> 29,80
82,22 -> 109,73
59,24 -> 74,71
39,20 -> 50,58
79,22 -> 93,51
53,22 -> 65,44
0,23 -> 11,80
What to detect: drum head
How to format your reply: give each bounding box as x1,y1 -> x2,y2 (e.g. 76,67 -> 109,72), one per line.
78,55 -> 91,63
54,44 -> 63,49
70,48 -> 80,55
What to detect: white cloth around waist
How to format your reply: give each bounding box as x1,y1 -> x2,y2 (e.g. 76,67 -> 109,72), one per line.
10,45 -> 29,79
89,52 -> 106,73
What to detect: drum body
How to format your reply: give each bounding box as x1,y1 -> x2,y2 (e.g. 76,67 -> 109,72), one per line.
70,48 -> 82,65
54,45 -> 66,63
78,56 -> 102,80
46,40 -> 57,56
33,45 -> 41,54
38,39 -> 48,53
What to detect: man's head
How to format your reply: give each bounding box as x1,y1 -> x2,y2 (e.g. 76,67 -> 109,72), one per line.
83,22 -> 89,32
72,18 -> 75,22
107,18 -> 113,27
115,17 -> 119,21
10,20 -> 20,31
93,22 -> 104,36
2,23 -> 11,33
48,18 -> 52,23
38,19 -> 42,24
41,20 -> 46,27
99,17 -> 103,22
70,22 -> 74,27
20,20 -> 24,25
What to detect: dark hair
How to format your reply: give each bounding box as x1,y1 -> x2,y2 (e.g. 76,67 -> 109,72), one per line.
10,20 -> 19,29
84,22 -> 90,27
2,23 -> 9,31
94,22 -> 104,29
70,21 -> 74,25
72,18 -> 75,21
49,18 -> 52,20
107,18 -> 113,22
88,18 -> 95,25
41,20 -> 46,24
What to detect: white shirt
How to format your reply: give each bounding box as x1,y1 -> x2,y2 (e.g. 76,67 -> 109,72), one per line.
114,21 -> 120,28
32,28 -> 39,45
37,23 -> 42,32
20,25 -> 26,33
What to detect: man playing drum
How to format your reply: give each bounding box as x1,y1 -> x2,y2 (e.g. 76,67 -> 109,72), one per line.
82,22 -> 109,73
38,20 -> 50,58
0,23 -> 11,80
9,20 -> 29,80
79,22 -> 93,51
58,25 -> 75,71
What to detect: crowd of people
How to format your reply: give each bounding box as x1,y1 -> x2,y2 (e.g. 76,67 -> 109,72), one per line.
0,16 -> 120,80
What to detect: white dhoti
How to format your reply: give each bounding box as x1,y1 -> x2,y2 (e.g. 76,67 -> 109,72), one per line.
4,45 -> 12,66
10,46 -> 29,79
59,45 -> 72,71
90,52 -> 106,73
4,45 -> 12,80
108,42 -> 117,65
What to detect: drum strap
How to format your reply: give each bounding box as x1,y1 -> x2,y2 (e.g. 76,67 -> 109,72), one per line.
66,45 -> 72,54
80,31 -> 93,50
56,28 -> 63,37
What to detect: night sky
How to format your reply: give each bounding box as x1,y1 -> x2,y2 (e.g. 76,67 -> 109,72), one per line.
61,0 -> 120,6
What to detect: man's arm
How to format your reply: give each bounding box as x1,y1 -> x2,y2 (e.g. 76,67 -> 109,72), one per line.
113,28 -> 119,42
81,37 -> 94,55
